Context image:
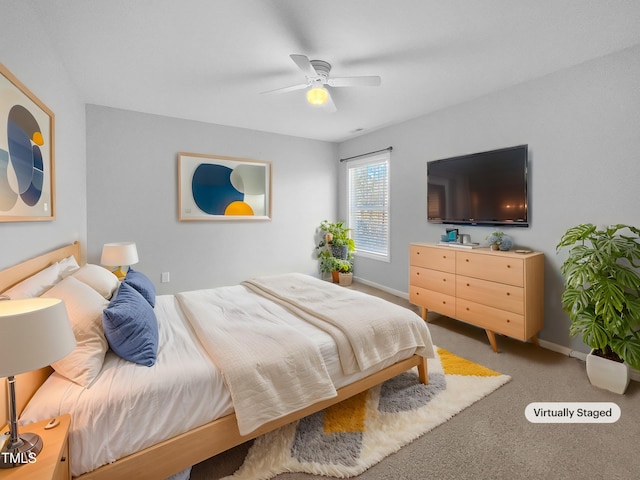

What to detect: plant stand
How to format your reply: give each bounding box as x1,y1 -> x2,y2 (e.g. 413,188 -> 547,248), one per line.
586,350 -> 630,394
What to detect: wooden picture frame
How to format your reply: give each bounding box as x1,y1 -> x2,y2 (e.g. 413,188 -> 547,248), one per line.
0,63 -> 55,222
178,152 -> 271,221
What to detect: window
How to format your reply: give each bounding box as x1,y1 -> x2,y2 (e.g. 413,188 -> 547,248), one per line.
347,151 -> 390,260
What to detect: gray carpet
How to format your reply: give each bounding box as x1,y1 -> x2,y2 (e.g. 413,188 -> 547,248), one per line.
190,282 -> 640,480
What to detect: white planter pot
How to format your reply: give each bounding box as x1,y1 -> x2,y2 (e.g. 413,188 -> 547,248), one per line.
586,350 -> 630,394
338,272 -> 353,286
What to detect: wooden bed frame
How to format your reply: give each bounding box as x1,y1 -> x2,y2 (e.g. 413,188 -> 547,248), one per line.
0,242 -> 428,480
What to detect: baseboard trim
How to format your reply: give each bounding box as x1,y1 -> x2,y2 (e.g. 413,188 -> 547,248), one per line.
355,278 -> 640,383
538,339 -> 640,382
353,276 -> 409,299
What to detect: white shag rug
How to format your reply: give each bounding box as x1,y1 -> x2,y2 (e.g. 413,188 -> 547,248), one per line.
222,347 -> 511,479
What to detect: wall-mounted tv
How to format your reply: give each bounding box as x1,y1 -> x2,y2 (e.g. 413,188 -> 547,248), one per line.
427,144 -> 529,227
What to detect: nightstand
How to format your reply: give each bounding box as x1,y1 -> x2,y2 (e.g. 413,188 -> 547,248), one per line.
0,414 -> 70,480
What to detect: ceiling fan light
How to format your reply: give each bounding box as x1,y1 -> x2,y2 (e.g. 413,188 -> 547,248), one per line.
306,86 -> 328,106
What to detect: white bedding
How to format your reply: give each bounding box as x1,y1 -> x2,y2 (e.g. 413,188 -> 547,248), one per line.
176,285 -> 338,436
20,276 -> 434,478
20,295 -> 229,478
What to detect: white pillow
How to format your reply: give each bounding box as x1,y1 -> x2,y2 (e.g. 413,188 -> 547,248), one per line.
72,264 -> 119,299
1,262 -> 61,299
42,276 -> 109,387
57,255 -> 80,278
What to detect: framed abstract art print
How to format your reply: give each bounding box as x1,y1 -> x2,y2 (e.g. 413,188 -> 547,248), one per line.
178,152 -> 272,221
0,63 -> 55,222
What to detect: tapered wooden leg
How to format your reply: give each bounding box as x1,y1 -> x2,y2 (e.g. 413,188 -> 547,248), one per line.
421,306 -> 428,322
485,329 -> 499,353
417,355 -> 429,384
530,335 -> 539,347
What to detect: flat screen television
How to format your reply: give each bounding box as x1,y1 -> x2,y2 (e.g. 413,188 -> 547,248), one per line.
427,144 -> 529,227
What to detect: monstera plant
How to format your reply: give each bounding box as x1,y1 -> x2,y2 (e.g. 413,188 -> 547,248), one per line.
557,224 -> 640,376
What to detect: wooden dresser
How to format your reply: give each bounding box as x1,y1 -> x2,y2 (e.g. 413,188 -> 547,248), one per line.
409,243 -> 544,352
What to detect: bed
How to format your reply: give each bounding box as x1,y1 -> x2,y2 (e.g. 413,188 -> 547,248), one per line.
0,242 -> 434,480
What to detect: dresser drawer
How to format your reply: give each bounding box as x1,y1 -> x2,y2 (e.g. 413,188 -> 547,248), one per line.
456,275 -> 524,314
456,252 -> 524,286
410,245 -> 455,273
409,286 -> 456,317
456,298 -> 525,339
410,266 -> 455,295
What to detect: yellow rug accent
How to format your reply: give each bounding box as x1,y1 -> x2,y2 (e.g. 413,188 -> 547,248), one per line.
324,389 -> 368,433
437,347 -> 502,377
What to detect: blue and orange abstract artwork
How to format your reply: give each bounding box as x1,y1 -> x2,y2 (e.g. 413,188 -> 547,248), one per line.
1,64 -> 54,221
179,153 -> 271,221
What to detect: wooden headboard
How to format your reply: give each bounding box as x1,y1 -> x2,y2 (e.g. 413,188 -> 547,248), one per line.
0,241 -> 81,427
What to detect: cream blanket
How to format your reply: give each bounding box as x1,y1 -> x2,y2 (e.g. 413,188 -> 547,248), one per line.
242,273 -> 435,375
176,285 -> 337,436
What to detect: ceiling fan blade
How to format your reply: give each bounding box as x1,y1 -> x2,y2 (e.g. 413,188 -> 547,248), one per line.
324,89 -> 337,112
327,76 -> 381,87
290,54 -> 318,78
261,83 -> 308,95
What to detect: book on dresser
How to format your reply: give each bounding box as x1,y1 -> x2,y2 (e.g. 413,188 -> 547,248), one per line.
409,243 -> 544,352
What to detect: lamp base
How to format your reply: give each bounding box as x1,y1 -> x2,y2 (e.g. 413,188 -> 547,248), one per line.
111,266 -> 127,280
0,432 -> 43,468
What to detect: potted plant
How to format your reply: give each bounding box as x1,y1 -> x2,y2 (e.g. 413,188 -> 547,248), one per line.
486,231 -> 504,250
317,220 -> 355,260
316,220 -> 356,282
337,259 -> 354,286
557,223 -> 640,393
318,254 -> 341,283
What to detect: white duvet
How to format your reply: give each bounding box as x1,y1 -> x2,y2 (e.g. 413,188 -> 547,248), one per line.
20,276 -> 434,478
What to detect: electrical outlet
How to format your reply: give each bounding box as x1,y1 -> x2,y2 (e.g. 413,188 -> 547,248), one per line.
161,272 -> 170,283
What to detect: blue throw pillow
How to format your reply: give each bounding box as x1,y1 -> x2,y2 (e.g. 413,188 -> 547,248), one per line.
124,268 -> 156,307
103,282 -> 158,366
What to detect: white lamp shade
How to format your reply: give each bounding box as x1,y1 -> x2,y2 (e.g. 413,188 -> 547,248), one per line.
0,298 -> 76,378
101,242 -> 139,267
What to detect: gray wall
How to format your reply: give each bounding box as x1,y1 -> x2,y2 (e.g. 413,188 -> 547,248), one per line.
0,2 -> 87,269
86,106 -> 338,294
338,44 -> 640,353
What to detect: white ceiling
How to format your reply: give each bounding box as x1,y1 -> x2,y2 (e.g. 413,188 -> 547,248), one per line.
30,0 -> 640,142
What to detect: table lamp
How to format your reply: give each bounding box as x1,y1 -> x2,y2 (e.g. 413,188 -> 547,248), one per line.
100,242 -> 139,280
0,298 -> 76,468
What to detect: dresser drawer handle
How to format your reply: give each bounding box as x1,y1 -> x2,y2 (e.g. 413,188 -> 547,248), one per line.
465,259 -> 469,263
442,301 -> 447,304
416,271 -> 420,275
506,319 -> 511,323
466,283 -> 470,287
507,265 -> 511,268
506,292 -> 510,296
442,278 -> 446,282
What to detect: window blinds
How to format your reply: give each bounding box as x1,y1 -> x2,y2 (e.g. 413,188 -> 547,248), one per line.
347,151 -> 390,258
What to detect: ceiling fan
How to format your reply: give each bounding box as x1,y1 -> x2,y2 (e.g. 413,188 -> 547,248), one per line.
262,54 -> 382,112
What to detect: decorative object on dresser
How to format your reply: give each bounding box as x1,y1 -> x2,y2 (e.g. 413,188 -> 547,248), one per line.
100,242 -> 139,280
409,243 -> 544,352
557,223 -> 640,394
0,299 -> 75,469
